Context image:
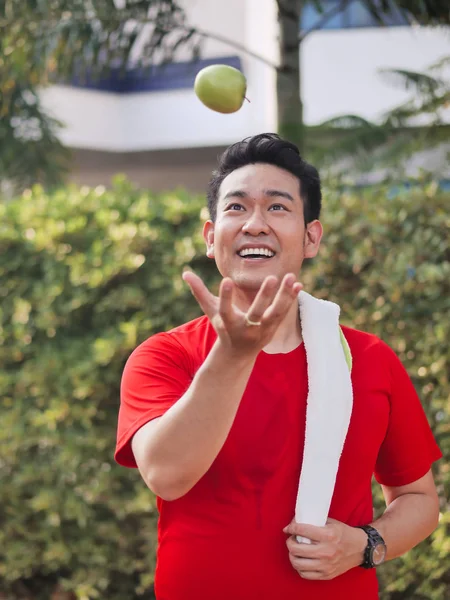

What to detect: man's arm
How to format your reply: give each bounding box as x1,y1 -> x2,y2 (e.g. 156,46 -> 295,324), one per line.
373,469 -> 440,560
132,272 -> 302,501
132,341 -> 258,501
284,469 -> 440,581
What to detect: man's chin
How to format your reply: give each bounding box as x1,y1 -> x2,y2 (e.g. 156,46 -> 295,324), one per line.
231,273 -> 270,291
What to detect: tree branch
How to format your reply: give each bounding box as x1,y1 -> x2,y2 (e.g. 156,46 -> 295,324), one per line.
276,0 -> 300,22
0,15 -> 280,71
0,1 -> 357,74
191,26 -> 279,70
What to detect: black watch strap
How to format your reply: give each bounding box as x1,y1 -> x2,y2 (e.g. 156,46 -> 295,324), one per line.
357,525 -> 386,569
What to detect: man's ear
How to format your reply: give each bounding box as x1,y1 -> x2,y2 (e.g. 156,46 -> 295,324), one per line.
203,220 -> 215,258
303,220 -> 323,259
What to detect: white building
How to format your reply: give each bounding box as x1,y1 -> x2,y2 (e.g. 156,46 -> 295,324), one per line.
39,0 -> 450,190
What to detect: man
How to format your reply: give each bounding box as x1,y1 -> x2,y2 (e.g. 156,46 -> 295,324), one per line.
115,133 -> 442,599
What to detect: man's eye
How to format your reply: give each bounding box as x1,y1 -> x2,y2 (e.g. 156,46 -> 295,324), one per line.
270,204 -> 287,211
226,203 -> 244,211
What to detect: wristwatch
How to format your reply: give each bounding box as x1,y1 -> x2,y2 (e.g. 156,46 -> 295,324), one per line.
357,525 -> 387,569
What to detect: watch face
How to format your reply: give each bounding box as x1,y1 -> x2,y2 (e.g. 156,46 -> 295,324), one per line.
372,543 -> 387,566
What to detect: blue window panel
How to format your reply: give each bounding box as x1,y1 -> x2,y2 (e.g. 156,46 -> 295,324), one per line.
348,2 -> 379,27
67,55 -> 242,94
301,0 -> 409,31
302,1 -> 345,29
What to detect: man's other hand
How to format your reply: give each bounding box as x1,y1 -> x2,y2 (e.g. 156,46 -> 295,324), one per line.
283,518 -> 367,581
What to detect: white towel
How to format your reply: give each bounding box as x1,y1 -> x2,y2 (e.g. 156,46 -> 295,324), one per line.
294,290 -> 353,543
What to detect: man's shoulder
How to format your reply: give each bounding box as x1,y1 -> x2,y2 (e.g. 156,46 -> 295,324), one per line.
340,325 -> 399,375
341,324 -> 380,344
340,325 -> 388,355
166,314 -> 213,337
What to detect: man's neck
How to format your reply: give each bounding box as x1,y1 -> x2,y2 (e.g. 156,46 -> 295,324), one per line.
263,300 -> 302,354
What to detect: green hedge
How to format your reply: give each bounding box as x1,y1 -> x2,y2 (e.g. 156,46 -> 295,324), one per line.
304,180 -> 449,600
0,177 -> 448,599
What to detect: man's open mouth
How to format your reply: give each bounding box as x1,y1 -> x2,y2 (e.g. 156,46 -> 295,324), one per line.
237,248 -> 276,259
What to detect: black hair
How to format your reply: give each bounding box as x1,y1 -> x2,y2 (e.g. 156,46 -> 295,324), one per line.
206,133 -> 321,223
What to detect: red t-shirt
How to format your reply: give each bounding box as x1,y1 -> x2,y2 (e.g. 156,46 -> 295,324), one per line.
115,316 -> 442,600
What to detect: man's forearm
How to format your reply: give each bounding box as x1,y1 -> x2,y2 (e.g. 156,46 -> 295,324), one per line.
142,339 -> 257,500
371,491 -> 440,561
283,488 -> 440,581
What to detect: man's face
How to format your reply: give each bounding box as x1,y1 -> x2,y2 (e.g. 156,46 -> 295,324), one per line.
203,163 -> 322,291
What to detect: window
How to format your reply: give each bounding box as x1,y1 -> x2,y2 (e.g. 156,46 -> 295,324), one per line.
300,0 -> 409,31
67,56 -> 243,94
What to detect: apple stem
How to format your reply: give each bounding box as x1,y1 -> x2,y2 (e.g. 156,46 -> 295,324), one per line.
245,96 -> 251,103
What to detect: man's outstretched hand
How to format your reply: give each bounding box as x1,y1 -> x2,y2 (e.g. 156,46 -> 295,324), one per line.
182,271 -> 303,357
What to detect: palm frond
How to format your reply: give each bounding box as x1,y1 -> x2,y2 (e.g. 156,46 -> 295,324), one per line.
317,114 -> 377,130
377,67 -> 445,95
0,0 -> 198,191
383,101 -> 421,127
373,1 -> 450,25
428,54 -> 450,72
357,0 -> 411,26
383,90 -> 450,126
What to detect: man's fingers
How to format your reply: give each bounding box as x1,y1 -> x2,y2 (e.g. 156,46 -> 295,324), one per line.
295,569 -> 325,581
182,271 -> 218,319
245,276 -> 279,322
290,556 -> 321,572
283,521 -> 328,543
286,536 -> 321,559
218,278 -> 234,322
262,273 -> 303,323
184,270 -> 303,342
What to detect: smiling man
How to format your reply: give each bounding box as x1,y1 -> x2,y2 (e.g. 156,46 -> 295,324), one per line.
115,133 -> 442,599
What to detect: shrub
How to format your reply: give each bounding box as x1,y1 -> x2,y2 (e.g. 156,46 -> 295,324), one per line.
0,177 -> 448,599
0,177 -> 216,599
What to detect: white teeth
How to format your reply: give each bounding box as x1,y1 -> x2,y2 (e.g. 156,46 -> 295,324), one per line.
239,248 -> 275,257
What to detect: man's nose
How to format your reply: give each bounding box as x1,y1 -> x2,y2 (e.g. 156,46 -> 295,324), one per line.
242,209 -> 270,235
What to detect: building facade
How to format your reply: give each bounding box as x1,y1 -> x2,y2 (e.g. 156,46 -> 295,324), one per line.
38,0 -> 450,191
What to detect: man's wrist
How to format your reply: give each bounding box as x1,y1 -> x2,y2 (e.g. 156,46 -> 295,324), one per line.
357,524 -> 388,568
213,337 -> 260,364
351,525 -> 368,568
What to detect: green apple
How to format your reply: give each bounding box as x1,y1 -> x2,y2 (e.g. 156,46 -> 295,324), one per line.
194,64 -> 247,114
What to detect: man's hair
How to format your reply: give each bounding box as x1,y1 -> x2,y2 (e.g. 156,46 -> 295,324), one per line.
206,133 -> 322,223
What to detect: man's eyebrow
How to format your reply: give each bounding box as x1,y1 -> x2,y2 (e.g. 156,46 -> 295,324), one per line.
223,190 -> 248,200
264,189 -> 294,202
222,189 -> 294,201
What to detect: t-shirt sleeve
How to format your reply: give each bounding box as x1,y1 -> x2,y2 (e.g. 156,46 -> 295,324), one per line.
114,332 -> 194,468
374,341 -> 442,487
